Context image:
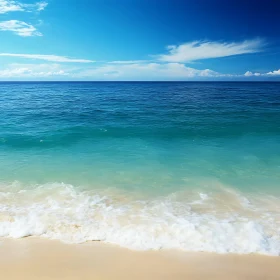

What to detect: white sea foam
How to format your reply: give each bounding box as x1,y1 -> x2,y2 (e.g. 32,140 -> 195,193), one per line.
0,182 -> 279,255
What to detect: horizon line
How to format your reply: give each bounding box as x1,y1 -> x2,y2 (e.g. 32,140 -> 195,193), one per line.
0,80 -> 280,83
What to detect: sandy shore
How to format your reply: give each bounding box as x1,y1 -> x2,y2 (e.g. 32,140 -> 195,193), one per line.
0,238 -> 279,280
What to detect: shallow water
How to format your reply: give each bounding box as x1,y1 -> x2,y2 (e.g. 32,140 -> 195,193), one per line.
0,82 -> 280,254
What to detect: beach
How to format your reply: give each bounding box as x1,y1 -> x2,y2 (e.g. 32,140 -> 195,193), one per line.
1,238 -> 280,280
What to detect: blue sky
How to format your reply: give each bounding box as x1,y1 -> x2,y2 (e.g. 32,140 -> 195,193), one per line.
0,0 -> 279,81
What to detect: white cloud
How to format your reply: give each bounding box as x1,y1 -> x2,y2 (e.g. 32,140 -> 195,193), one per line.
244,71 -> 252,76
0,53 -> 95,63
158,39 -> 263,63
244,71 -> 261,77
0,0 -> 47,14
0,63 -> 69,78
0,0 -> 22,13
244,69 -> 280,77
267,69 -> 280,76
36,1 -> 47,11
0,20 -> 42,36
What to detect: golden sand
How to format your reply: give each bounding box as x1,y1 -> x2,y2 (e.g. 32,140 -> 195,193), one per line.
0,238 -> 279,280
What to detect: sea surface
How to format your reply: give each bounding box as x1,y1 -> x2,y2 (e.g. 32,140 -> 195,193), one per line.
0,82 -> 280,255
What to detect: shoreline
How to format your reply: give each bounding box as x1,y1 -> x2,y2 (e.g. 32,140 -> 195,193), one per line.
0,237 -> 279,280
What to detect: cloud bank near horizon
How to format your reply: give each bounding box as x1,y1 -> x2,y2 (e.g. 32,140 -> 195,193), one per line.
0,38 -> 278,80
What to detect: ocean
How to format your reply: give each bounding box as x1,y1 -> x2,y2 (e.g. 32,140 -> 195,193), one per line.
0,81 -> 279,255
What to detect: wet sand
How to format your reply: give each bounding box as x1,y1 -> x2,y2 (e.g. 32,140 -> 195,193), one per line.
0,238 -> 279,280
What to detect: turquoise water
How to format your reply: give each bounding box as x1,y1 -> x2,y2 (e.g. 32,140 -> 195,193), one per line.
0,82 -> 280,254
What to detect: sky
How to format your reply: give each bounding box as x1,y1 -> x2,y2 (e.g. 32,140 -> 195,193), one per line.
0,0 -> 279,81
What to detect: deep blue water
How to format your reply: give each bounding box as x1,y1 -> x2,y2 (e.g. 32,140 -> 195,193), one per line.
1,82 -> 280,191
